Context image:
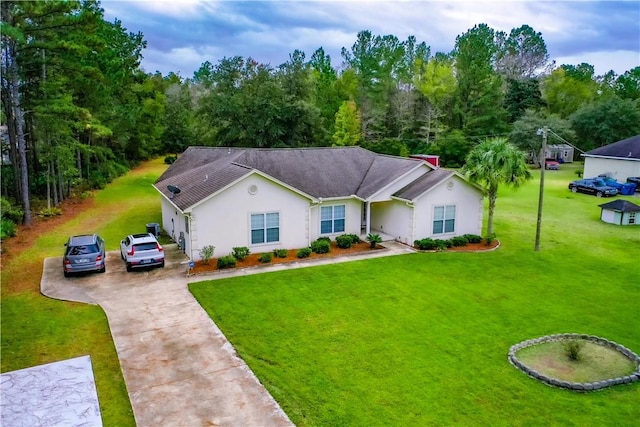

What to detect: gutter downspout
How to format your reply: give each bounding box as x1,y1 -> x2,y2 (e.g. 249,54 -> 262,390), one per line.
408,201 -> 415,244
309,199 -> 321,246
186,213 -> 194,261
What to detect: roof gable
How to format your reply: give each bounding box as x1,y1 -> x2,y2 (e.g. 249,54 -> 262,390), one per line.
393,169 -> 456,201
598,199 -> 640,213
583,134 -> 640,160
155,146 -> 459,210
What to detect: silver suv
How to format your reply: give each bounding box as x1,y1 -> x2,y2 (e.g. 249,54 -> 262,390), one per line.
63,234 -> 106,277
120,233 -> 165,272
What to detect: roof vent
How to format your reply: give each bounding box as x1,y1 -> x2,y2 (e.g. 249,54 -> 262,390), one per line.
167,185 -> 181,199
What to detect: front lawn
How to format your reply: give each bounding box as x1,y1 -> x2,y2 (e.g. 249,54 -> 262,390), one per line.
0,158 -> 167,426
190,163 -> 640,426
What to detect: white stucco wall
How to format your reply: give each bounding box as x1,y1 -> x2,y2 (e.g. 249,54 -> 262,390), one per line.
600,209 -> 618,225
370,201 -> 413,244
160,197 -> 189,251
368,165 -> 430,202
188,174 -> 311,260
412,175 -> 483,240
583,157 -> 640,181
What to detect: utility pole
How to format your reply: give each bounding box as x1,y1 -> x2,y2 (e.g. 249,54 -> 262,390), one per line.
534,127 -> 548,251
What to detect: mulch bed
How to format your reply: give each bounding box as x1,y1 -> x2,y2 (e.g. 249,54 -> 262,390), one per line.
189,241 -> 382,274
189,238 -> 500,275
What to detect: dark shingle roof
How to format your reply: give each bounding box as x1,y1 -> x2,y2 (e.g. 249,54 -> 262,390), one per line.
155,146 -> 431,210
393,169 -> 455,200
598,199 -> 640,213
583,134 -> 640,160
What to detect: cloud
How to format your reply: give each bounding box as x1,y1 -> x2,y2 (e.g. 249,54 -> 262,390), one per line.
102,0 -> 640,77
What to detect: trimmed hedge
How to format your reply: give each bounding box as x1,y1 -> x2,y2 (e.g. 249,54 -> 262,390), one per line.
217,255 -> 237,269
311,239 -> 330,254
414,234 -> 484,250
273,248 -> 288,258
258,252 -> 273,263
336,234 -> 353,249
463,234 -> 482,243
232,246 -> 250,260
297,247 -> 312,258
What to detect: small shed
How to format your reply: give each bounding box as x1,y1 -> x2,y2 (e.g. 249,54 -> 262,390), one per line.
598,199 -> 640,225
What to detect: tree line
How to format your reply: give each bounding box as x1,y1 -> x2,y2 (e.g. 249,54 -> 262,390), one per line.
2,1 -> 639,228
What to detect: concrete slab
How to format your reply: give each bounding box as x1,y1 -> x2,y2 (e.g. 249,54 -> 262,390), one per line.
0,356 -> 102,427
41,244 -> 292,426
40,241 -> 415,426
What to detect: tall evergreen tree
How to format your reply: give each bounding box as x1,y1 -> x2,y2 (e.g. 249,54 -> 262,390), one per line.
453,24 -> 509,139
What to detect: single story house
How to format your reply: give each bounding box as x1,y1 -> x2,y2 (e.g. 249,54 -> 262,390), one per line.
546,144 -> 574,163
582,134 -> 640,180
598,199 -> 640,226
528,144 -> 574,165
154,147 -> 484,261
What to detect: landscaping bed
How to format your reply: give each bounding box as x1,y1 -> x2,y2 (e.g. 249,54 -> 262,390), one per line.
189,241 -> 383,274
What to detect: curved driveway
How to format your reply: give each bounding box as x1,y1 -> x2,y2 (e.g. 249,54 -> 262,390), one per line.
42,242 -> 414,426
41,245 -> 293,427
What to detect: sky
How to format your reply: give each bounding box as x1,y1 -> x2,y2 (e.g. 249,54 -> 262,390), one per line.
101,0 -> 640,79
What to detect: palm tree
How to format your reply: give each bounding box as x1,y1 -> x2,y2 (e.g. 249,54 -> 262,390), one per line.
462,137 -> 532,240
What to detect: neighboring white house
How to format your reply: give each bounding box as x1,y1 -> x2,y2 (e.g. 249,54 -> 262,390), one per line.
582,134 -> 640,180
154,147 -> 484,261
598,200 -> 640,226
546,144 -> 574,163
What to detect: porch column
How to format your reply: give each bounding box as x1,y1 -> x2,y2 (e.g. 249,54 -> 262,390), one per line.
366,201 -> 371,235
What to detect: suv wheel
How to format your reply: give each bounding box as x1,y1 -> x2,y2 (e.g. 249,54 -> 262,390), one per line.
126,263 -> 132,272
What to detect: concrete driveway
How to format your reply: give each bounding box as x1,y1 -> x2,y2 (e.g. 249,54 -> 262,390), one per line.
41,244 -> 292,427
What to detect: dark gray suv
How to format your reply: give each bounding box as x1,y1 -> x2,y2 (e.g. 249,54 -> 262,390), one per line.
63,234 -> 106,277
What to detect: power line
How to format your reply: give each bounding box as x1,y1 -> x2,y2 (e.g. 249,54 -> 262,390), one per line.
546,129 -> 585,154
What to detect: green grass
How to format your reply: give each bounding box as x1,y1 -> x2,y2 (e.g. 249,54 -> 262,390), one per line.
516,340 -> 637,383
1,158 -> 168,426
2,160 -> 638,425
190,162 -> 640,426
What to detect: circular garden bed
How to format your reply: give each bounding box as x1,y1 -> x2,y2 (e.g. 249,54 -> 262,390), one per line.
509,334 -> 640,391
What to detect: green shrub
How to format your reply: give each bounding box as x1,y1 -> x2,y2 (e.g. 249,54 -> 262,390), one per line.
273,248 -> 288,258
463,234 -> 482,244
366,233 -> 382,249
347,233 -> 362,244
1,218 -> 17,239
311,239 -> 331,254
297,247 -> 312,258
164,155 -> 178,164
565,340 -> 584,361
317,236 -> 331,243
450,236 -> 469,247
199,245 -> 216,264
258,252 -> 273,263
414,238 -> 436,250
216,255 -> 236,269
335,234 -> 353,249
0,197 -> 24,223
434,239 -> 451,250
38,207 -> 62,217
232,246 -> 250,260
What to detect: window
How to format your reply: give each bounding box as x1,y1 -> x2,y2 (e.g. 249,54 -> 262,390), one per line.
251,212 -> 279,244
320,205 -> 345,234
433,205 -> 456,234
629,212 -> 636,225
